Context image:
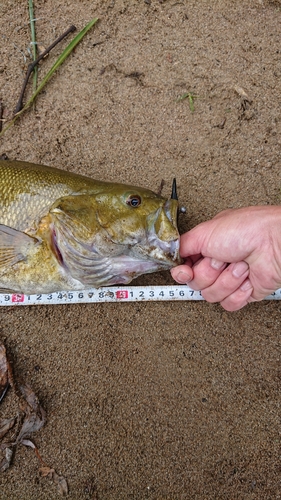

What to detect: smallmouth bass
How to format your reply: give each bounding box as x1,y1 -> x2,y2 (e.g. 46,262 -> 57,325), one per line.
0,160 -> 182,294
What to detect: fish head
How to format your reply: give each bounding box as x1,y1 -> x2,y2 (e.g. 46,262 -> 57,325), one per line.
96,184 -> 180,252
49,179 -> 183,286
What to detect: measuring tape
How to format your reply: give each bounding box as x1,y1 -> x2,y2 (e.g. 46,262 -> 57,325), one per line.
0,286 -> 281,306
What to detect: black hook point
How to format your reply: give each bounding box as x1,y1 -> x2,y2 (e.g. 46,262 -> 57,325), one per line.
171,178 -> 178,200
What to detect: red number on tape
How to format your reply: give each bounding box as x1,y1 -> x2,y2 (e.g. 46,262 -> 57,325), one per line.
115,290 -> 128,299
12,294 -> 25,303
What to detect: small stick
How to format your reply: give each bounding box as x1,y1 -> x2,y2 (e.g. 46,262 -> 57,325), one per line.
157,179 -> 165,195
14,24 -> 76,114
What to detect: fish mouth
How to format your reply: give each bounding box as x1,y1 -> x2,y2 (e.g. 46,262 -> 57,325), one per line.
145,197 -> 182,267
146,233 -> 180,266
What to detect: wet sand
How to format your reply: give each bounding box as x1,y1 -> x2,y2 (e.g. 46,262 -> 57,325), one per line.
1,1 -> 281,498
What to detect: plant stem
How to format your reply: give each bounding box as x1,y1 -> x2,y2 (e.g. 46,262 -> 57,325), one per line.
28,0 -> 38,93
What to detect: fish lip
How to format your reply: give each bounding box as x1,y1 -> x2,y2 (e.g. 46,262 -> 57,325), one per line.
163,198 -> 177,224
147,234 -> 181,266
145,198 -> 182,266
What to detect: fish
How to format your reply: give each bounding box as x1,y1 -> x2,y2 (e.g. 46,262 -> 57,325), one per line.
0,160 -> 182,294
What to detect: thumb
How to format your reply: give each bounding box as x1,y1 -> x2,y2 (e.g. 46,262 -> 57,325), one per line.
179,221 -> 212,258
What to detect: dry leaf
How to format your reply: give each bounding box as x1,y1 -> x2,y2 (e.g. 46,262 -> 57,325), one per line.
21,439 -> 36,449
0,417 -> 16,439
233,84 -> 252,112
0,382 -> 46,473
40,466 -> 55,478
0,344 -> 9,402
40,466 -> 69,495
19,384 -> 45,413
53,472 -> 69,496
0,446 -> 13,472
0,342 -> 14,403
16,385 -> 46,444
0,344 -> 68,493
0,345 -> 7,377
233,84 -> 251,100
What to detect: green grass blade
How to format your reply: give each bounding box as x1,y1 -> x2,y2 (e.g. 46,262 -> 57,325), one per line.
176,92 -> 190,102
0,18 -> 98,137
188,94 -> 195,113
176,91 -> 200,112
28,0 -> 38,93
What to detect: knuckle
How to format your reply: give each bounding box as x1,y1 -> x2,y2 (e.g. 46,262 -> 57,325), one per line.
189,281 -> 201,291
222,287 -> 253,311
219,274 -> 235,291
201,289 -> 218,303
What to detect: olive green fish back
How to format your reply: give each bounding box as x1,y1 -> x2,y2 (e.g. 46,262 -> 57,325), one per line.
0,161 -> 99,231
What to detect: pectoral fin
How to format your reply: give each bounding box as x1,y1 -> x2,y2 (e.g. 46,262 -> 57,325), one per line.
0,224 -> 38,272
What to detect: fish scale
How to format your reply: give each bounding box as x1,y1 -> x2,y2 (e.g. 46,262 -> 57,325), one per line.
0,161 -> 91,230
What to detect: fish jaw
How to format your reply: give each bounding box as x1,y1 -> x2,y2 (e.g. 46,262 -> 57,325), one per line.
145,235 -> 180,266
144,198 -> 182,265
104,220 -> 181,286
98,212 -> 182,285
49,221 -> 180,288
88,255 -> 172,286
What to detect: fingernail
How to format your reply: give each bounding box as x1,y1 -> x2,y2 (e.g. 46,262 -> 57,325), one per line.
176,271 -> 192,283
232,261 -> 249,278
211,259 -> 226,270
240,279 -> 253,291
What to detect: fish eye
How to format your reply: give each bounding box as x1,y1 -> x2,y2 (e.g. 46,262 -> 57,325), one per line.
126,194 -> 142,207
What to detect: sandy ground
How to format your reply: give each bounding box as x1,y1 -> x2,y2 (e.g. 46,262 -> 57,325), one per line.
1,0 -> 281,498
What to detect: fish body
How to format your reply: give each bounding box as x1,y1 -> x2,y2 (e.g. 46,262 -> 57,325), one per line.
0,160 -> 181,293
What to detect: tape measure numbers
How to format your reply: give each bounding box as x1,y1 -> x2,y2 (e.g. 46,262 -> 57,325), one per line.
0,286 -> 280,306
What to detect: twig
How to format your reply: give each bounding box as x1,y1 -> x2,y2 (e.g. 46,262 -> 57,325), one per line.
28,0 -> 38,93
14,25 -> 76,114
157,179 -> 165,195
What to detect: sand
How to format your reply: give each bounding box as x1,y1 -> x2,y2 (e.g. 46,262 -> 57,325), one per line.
1,0 -> 281,498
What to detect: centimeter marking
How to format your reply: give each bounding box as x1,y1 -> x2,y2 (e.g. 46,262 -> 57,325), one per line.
0,286 -> 281,306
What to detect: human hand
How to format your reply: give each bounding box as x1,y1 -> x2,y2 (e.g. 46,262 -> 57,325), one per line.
171,206 -> 281,311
